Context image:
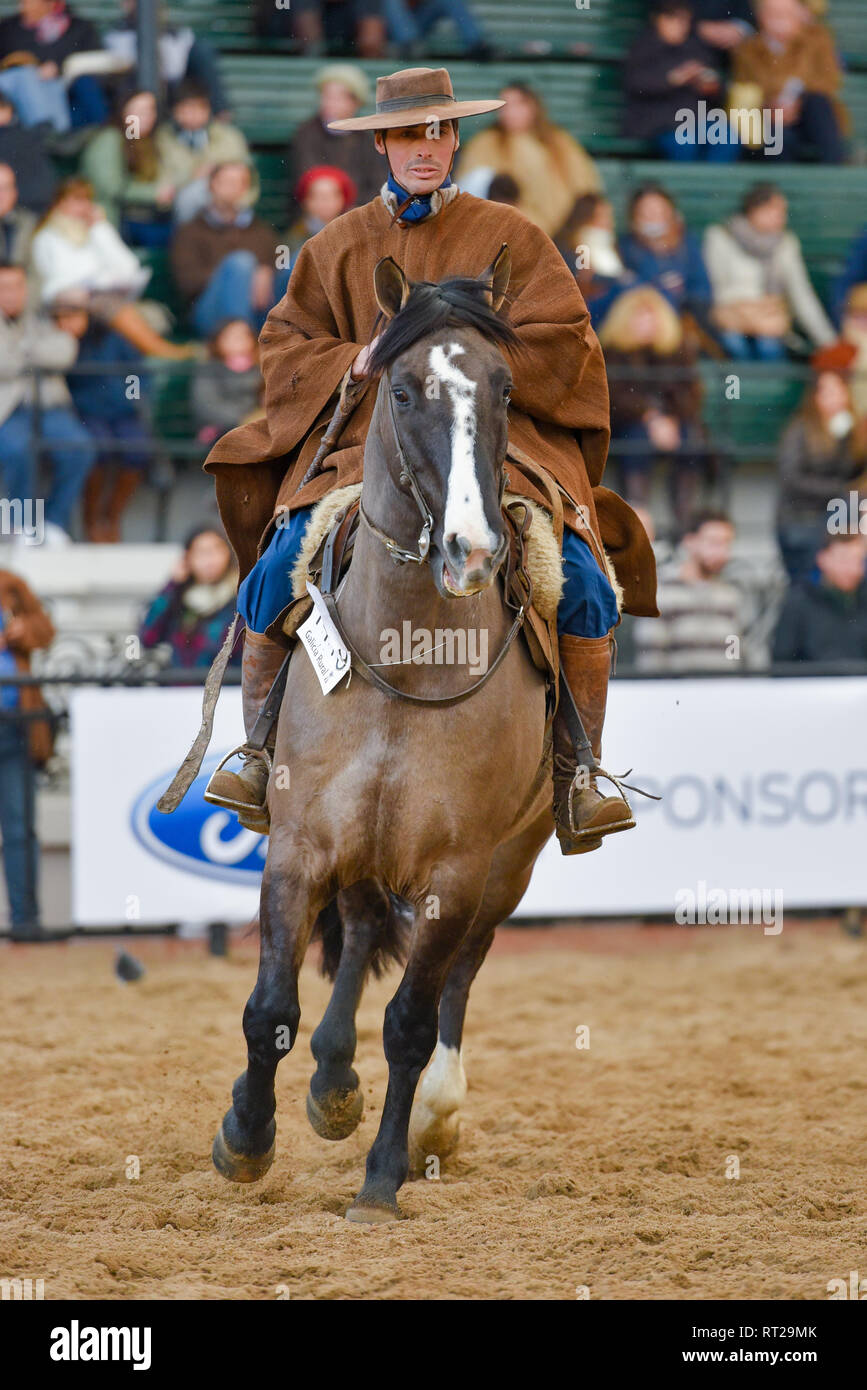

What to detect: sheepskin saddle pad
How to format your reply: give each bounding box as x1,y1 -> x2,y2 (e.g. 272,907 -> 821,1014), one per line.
289,483 -> 616,622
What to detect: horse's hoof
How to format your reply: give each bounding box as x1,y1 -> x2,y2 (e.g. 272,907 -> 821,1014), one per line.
408,1108 -> 461,1176
306,1086 -> 364,1141
212,1122 -> 275,1183
345,1198 -> 401,1225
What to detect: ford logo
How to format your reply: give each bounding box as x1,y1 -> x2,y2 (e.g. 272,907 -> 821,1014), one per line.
131,754 -> 266,885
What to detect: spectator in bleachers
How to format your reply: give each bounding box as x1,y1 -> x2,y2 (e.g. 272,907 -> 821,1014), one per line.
558,192 -> 635,328
0,92 -> 56,212
772,532 -> 867,663
558,194 -> 633,329
30,177 -> 193,359
80,90 -> 174,247
703,182 -> 835,359
286,165 -> 356,262
104,1 -> 231,119
267,0 -> 386,59
193,318 -> 262,449
289,67 -> 385,219
140,524 -> 240,670
620,184 -> 712,329
832,225 -> 867,329
157,82 -> 254,226
693,0 -> 755,56
0,163 -> 35,267
731,0 -> 847,163
839,286 -> 867,418
458,83 -> 601,240
0,0 -> 108,130
776,348 -> 867,583
0,261 -> 94,544
633,510 -> 745,673
623,1 -> 738,162
599,284 -> 712,527
171,161 -> 283,339
0,565 -> 54,941
384,0 -> 491,60
50,299 -> 151,543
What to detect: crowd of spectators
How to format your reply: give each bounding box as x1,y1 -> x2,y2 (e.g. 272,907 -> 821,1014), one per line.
0,0 -> 863,656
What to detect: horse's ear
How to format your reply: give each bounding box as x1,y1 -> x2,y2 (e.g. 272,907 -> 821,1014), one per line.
479,244 -> 511,312
374,257 -> 410,320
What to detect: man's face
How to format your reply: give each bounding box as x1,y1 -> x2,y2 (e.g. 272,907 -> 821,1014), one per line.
210,162 -> 251,209
0,164 -> 18,219
375,121 -> 459,196
686,521 -> 734,576
0,267 -> 28,319
817,538 -> 867,594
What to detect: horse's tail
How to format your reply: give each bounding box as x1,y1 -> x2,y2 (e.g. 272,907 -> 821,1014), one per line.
314,890 -> 412,982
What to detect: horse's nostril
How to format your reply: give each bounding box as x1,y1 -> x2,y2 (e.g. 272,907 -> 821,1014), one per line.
445,533 -> 472,562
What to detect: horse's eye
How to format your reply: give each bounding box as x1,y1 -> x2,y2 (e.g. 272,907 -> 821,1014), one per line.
392,387 -> 410,406
503,385 -> 512,403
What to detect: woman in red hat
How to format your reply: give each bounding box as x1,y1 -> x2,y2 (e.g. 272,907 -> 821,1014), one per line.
285,164 -> 358,263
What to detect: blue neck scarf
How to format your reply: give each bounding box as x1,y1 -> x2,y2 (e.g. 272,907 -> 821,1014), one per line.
387,171 -> 452,223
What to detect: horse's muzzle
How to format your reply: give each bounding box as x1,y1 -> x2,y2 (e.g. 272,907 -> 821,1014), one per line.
442,531 -> 508,594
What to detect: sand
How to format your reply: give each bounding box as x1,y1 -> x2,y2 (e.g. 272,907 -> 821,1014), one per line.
1,922 -> 865,1300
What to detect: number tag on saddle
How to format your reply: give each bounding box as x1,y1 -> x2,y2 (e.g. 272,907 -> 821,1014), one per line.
298,581 -> 351,694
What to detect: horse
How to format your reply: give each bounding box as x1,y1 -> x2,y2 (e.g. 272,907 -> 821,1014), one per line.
212,247 -> 557,1222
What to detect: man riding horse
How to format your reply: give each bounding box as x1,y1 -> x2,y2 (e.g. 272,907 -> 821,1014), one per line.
203,66 -> 658,854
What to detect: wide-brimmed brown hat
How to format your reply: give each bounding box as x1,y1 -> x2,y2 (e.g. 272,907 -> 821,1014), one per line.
326,66 -> 504,132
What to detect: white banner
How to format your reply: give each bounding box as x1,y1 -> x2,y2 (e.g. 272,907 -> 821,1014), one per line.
71,680 -> 867,926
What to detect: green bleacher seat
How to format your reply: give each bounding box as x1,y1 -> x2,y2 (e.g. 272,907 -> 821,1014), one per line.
697,362 -> 806,461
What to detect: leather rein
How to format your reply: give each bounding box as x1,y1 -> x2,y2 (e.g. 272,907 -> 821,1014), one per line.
316,371 -> 532,708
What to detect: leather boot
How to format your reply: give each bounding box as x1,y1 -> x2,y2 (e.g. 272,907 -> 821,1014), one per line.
552,633 -> 635,855
204,630 -> 285,833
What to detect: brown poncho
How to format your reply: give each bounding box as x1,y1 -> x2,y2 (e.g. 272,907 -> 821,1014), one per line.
204,189 -> 658,617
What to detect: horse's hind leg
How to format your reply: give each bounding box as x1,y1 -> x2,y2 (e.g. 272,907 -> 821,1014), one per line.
346,863 -> 487,1224
306,880 -> 393,1141
409,810 -> 551,1174
407,924 -> 494,1175
213,861 -> 328,1183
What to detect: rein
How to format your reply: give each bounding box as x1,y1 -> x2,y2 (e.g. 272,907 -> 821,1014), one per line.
320,370 -> 530,708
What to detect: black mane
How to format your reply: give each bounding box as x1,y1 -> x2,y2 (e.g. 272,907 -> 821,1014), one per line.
368,276 -> 517,375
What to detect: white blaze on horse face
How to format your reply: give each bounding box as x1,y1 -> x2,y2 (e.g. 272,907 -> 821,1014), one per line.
429,342 -> 497,555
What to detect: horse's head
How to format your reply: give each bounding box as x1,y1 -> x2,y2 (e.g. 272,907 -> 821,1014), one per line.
365,246 -> 516,599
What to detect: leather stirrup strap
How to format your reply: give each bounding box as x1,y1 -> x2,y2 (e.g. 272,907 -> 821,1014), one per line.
556,664 -> 598,776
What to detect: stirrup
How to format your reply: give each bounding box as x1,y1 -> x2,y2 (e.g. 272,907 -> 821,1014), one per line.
203,744 -> 272,816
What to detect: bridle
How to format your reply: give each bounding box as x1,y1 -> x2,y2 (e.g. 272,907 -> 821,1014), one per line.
320,366 -> 530,708
357,372 -> 436,565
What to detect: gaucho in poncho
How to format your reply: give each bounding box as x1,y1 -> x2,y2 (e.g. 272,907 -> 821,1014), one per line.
203,67 -> 658,854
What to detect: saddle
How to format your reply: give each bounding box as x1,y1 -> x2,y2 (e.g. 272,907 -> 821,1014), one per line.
278,456 -> 565,717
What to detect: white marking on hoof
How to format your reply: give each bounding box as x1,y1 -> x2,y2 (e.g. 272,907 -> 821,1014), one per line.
409,1043 -> 467,1169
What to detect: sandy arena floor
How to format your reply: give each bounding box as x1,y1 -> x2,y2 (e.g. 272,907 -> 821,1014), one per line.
1,922 -> 865,1300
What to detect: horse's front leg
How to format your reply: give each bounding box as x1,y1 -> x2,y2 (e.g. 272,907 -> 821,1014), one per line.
213,852 -> 330,1182
306,880 -> 394,1141
346,862 -> 487,1223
